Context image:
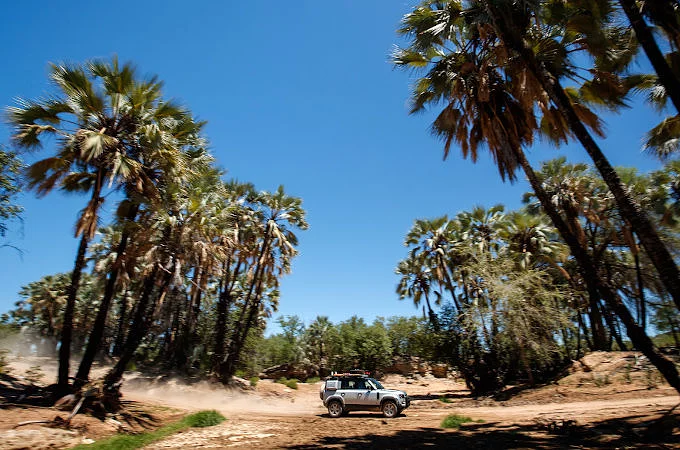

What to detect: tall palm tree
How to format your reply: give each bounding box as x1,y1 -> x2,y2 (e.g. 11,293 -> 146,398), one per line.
8,58 -> 204,390
8,59 -> 144,391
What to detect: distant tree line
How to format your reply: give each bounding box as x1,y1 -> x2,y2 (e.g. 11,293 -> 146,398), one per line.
240,315 -> 435,376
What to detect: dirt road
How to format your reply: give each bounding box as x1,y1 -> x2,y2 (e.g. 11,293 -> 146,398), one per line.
127,370 -> 680,449
136,389 -> 679,449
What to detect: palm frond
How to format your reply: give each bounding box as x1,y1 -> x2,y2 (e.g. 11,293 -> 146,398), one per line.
644,115 -> 680,159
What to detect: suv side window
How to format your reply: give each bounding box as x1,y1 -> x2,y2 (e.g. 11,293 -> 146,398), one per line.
339,377 -> 366,390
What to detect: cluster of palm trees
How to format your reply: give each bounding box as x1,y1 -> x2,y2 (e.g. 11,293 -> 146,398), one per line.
6,59 -> 307,394
397,158 -> 680,395
393,0 -> 680,395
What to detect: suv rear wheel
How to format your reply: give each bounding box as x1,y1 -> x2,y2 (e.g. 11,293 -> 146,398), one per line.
381,400 -> 399,418
327,400 -> 344,418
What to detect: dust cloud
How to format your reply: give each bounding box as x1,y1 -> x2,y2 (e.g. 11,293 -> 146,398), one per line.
122,377 -> 324,416
1,330 -> 325,417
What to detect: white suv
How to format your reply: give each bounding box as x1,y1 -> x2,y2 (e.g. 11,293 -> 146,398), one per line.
319,374 -> 410,418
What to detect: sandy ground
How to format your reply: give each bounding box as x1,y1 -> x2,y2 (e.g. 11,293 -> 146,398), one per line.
1,351 -> 679,449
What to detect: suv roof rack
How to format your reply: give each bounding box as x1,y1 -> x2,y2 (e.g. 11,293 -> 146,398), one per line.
329,370 -> 372,377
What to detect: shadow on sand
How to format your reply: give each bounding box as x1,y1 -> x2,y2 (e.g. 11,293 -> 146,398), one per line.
289,410 -> 679,449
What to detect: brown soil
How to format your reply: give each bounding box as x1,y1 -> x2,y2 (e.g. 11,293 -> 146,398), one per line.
1,351 -> 679,449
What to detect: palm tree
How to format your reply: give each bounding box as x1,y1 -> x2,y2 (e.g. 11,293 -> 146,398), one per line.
403,217 -> 462,312
7,59 -> 140,392
457,205 -> 505,254
396,253 -> 438,326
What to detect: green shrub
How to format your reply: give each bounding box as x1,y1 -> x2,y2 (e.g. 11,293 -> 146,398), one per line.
234,370 -> 247,378
249,376 -> 259,387
182,410 -> 225,428
441,414 -> 476,429
305,377 -> 320,384
70,410 -> 225,449
438,396 -> 452,404
273,377 -> 298,389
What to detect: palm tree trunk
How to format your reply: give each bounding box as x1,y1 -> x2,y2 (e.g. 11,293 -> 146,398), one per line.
439,257 -> 462,312
174,262 -> 203,370
486,1 -> 680,313
57,169 -> 104,392
577,311 -> 588,355
75,203 -> 139,387
423,290 -> 440,331
587,296 -> 609,351
112,289 -> 129,357
619,0 -> 680,114
634,246 -> 647,329
554,76 -> 680,311
57,233 -> 89,392
601,302 -> 626,350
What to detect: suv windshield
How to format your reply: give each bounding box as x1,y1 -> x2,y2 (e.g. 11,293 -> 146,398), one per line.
366,378 -> 384,390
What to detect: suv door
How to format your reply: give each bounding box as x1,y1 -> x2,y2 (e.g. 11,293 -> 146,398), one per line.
338,377 -> 361,406
354,378 -> 378,406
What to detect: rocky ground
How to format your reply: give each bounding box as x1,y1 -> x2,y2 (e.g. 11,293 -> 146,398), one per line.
1,351 -> 679,449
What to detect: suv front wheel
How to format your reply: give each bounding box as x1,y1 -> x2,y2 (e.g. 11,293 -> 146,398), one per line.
327,400 -> 344,418
381,400 -> 399,418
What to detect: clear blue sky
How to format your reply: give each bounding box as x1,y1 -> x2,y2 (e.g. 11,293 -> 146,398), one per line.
0,1 -> 666,333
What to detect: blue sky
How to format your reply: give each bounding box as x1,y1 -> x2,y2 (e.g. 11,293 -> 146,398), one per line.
0,1 -> 667,333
